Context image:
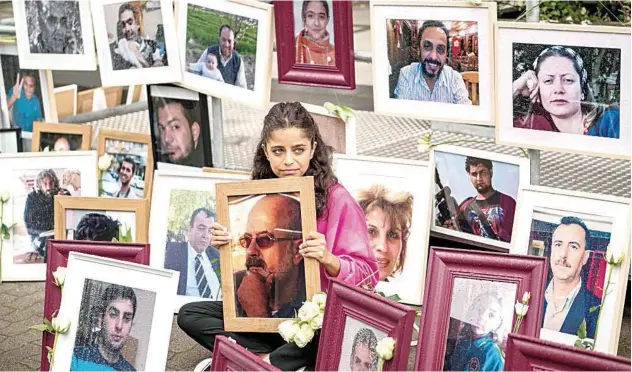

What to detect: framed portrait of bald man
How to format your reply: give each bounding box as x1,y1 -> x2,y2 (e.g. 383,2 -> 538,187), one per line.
148,169 -> 249,312
215,177 -> 320,332
147,84 -> 213,170
51,252 -> 178,372
511,185 -> 631,354
370,1 -> 496,125
32,122 -> 92,152
12,0 -> 97,71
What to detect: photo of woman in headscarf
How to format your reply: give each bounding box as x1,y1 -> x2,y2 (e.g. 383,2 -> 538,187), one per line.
512,45 -> 619,138
356,184 -> 413,281
294,1 -> 335,66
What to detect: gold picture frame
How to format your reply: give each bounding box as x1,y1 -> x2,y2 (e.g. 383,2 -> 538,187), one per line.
32,122 -> 92,152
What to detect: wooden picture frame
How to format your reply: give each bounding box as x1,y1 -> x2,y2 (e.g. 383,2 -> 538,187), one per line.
505,333 -> 631,371
511,185 -> 631,353
97,128 -> 154,199
76,86 -> 124,114
370,1 -> 497,125
0,127 -> 23,153
54,196 -> 149,243
430,145 -> 530,251
177,0 -> 274,109
51,252 -> 178,371
274,1 -> 355,89
202,167 -> 251,177
215,177 -> 319,332
40,240 -> 150,372
414,247 -> 548,371
495,22 -> 631,160
32,122 -> 92,152
315,278 -> 416,371
211,335 -> 280,371
53,84 -> 78,119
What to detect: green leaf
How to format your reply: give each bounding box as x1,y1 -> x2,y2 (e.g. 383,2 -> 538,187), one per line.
574,339 -> 584,348
588,305 -> 600,313
577,319 -> 587,339
387,294 -> 402,302
43,318 -> 52,327
29,324 -> 52,332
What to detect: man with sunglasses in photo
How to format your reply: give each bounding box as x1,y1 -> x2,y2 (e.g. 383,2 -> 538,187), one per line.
165,208 -> 222,299
393,20 -> 471,105
234,194 -> 305,318
111,3 -> 165,70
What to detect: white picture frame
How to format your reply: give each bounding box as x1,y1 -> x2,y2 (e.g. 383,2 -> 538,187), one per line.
495,22 -> 631,159
0,43 -> 57,136
51,252 -> 179,372
370,0 -> 496,125
12,0 -> 97,71
0,151 -> 98,281
511,185 -> 630,354
91,0 -> 182,87
148,169 -> 249,312
333,154 -> 431,305
429,145 -> 530,251
177,0 -> 274,109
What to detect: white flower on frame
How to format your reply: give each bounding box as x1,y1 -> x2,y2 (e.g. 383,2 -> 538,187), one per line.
0,189 -> 10,203
278,319 -> 300,343
297,301 -> 320,322
293,323 -> 315,348
375,337 -> 396,361
97,153 -> 114,171
514,301 -> 529,317
52,266 -> 67,287
521,292 -> 531,303
51,314 -> 71,334
311,292 -> 326,311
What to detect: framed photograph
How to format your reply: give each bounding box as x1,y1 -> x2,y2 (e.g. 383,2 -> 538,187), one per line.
211,335 -> 280,371
0,43 -> 56,136
12,0 -> 97,71
315,278 -> 416,371
273,0 -> 355,89
496,22 -> 631,159
54,196 -> 149,243
31,122 -> 92,152
333,154 -> 431,305
177,0 -> 274,109
203,167 -> 251,177
147,84 -> 212,169
302,102 -> 354,154
430,145 -> 529,251
511,185 -> 630,353
414,247 -> 548,371
51,252 -> 178,372
0,128 -> 23,153
370,1 -> 496,125
40,240 -> 150,372
148,169 -> 249,311
215,177 -> 320,332
505,333 -> 632,371
0,151 -> 98,281
90,0 -> 182,86
97,128 -> 153,199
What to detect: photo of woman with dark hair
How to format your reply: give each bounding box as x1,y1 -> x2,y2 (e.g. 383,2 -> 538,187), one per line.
294,0 -> 335,66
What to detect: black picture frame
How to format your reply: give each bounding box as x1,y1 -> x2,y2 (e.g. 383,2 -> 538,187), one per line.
147,83 -> 213,170
0,127 -> 23,153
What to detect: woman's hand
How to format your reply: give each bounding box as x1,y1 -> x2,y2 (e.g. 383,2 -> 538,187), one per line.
513,70 -> 540,103
210,222 -> 231,247
299,231 -> 340,277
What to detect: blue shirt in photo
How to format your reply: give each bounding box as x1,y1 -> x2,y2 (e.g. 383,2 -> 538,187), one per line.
71,345 -> 136,371
7,86 -> 42,132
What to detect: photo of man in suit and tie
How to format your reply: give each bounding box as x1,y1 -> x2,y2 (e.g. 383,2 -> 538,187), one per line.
164,207 -> 221,300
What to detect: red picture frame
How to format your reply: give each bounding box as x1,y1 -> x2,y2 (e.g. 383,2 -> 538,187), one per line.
273,0 -> 355,89
414,247 -> 548,371
210,335 -> 280,371
40,240 -> 150,371
315,278 -> 416,371
505,333 -> 631,371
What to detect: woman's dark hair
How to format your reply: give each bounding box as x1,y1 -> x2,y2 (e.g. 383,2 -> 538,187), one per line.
301,1 -> 330,21
74,213 -> 121,242
251,102 -> 337,218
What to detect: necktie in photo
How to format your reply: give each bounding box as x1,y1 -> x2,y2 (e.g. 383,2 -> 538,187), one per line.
195,254 -> 212,298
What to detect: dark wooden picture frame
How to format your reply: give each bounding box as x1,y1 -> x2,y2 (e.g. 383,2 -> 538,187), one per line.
210,335 -> 280,371
274,1 -> 355,89
414,247 -> 548,371
315,278 -> 416,371
0,127 -> 23,152
505,333 -> 631,371
40,240 -> 150,371
215,177 -> 320,332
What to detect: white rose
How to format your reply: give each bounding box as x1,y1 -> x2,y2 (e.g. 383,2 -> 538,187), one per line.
0,189 -> 9,203
298,301 -> 320,322
606,251 -> 625,266
375,337 -> 396,360
51,314 -> 71,334
53,266 -> 67,287
97,154 -> 113,171
278,319 -> 300,343
309,312 -> 323,330
293,323 -> 315,348
514,301 -> 529,317
521,292 -> 531,303
311,292 -> 327,311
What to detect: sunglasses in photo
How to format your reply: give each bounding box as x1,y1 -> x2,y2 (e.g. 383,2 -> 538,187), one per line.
239,228 -> 302,249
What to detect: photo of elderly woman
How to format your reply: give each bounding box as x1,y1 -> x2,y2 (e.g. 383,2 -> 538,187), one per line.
293,0 -> 335,66
443,277 -> 516,372
512,43 -> 620,138
356,184 -> 413,282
